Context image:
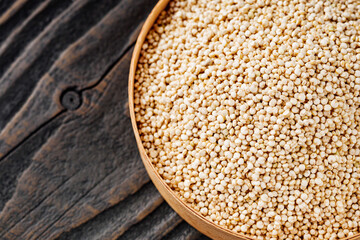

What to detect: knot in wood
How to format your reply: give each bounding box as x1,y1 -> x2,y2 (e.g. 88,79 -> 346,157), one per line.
61,89 -> 81,110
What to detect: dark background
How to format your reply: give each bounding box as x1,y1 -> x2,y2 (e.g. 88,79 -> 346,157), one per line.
0,0 -> 211,239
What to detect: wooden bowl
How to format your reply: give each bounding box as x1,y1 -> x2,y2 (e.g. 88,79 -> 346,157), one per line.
128,0 -> 360,239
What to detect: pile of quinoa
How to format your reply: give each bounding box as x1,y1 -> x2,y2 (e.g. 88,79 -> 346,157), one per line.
134,0 -> 360,239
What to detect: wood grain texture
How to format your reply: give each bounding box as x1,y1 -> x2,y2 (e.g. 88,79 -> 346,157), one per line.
0,0 -> 208,239
163,222 -> 204,240
0,0 -> 73,77
0,0 -> 123,131
0,50 -> 148,240
117,203 -> 183,240
0,0 -> 42,43
57,182 -> 164,240
0,0 -> 156,159
0,1 -> 16,19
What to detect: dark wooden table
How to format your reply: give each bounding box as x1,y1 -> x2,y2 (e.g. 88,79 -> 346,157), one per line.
0,1 -> 211,239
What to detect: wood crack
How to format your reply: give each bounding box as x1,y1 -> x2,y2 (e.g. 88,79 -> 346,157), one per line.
0,110 -> 65,162
0,113 -> 67,211
81,42 -> 136,92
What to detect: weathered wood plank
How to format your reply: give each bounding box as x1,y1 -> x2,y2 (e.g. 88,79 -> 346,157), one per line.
0,0 -> 158,159
0,0 -> 73,77
118,203 -> 183,240
57,183 -> 163,240
0,0 -> 125,131
0,49 -> 130,238
0,46 -> 155,239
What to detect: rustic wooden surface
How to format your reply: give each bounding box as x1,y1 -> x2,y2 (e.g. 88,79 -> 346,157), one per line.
0,0 -> 211,239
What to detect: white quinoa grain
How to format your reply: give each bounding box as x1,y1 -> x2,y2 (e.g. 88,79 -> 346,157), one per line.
134,0 -> 360,239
